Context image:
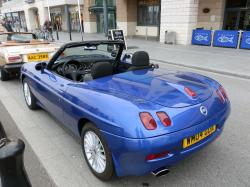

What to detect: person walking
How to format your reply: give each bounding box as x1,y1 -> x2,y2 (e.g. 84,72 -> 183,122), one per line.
43,19 -> 54,41
3,19 -> 13,32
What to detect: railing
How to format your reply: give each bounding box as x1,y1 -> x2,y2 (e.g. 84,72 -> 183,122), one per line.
192,29 -> 250,50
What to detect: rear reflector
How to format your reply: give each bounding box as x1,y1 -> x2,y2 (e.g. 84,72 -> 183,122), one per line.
219,86 -> 228,100
156,112 -> 171,127
146,151 -> 169,161
216,86 -> 227,103
139,112 -> 157,130
8,55 -> 22,63
184,87 -> 197,97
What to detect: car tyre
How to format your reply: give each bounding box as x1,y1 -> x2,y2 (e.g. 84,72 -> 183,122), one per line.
23,78 -> 38,110
0,68 -> 9,81
81,122 -> 115,181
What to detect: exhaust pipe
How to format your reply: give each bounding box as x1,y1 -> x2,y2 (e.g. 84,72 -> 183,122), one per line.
151,167 -> 170,177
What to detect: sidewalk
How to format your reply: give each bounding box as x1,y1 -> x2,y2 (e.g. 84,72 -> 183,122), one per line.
54,31 -> 250,79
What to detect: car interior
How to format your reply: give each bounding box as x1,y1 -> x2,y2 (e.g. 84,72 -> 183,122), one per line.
50,46 -> 152,82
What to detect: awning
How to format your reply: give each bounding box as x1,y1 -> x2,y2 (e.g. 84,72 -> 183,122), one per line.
88,5 -> 116,13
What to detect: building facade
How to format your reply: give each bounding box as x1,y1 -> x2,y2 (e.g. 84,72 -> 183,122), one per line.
0,0 -> 83,32
1,0 -> 250,45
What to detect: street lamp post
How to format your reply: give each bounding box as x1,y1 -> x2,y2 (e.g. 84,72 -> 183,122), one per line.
77,0 -> 83,41
103,0 -> 108,37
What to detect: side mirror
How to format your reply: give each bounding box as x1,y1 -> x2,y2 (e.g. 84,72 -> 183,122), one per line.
121,53 -> 133,64
35,62 -> 47,71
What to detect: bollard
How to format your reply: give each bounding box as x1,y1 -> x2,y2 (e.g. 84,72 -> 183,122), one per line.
0,131 -> 32,187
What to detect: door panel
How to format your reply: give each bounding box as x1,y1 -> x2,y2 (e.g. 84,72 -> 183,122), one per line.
30,69 -> 68,122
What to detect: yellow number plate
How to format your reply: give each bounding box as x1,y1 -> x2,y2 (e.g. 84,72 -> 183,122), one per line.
27,53 -> 49,62
183,125 -> 216,149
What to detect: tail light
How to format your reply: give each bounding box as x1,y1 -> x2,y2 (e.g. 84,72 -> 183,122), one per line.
216,86 -> 227,103
8,55 -> 22,63
219,86 -> 228,100
139,112 -> 157,130
156,112 -> 171,127
184,87 -> 197,97
146,151 -> 169,161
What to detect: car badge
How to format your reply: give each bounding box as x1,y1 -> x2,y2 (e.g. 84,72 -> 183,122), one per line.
200,106 -> 208,116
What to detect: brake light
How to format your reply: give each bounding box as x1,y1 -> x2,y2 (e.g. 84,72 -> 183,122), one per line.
184,87 -> 197,97
146,151 -> 169,161
156,112 -> 171,127
139,112 -> 157,130
8,55 -> 22,63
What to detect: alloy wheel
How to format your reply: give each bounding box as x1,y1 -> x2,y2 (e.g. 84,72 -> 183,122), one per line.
23,82 -> 32,106
84,131 -> 107,173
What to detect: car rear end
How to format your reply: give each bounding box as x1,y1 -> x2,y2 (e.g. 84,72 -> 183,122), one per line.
0,43 -> 60,79
92,71 -> 231,177
101,87 -> 230,177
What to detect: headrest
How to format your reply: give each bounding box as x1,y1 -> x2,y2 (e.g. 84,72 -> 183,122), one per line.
91,62 -> 113,79
132,51 -> 150,66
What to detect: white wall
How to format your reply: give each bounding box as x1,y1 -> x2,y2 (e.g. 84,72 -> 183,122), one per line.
160,0 -> 199,45
84,22 -> 97,33
135,26 -> 158,37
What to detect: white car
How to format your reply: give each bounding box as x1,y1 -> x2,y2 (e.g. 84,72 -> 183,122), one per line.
0,32 -> 60,81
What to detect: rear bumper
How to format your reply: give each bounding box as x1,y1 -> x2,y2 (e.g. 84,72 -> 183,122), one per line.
1,63 -> 23,73
101,104 -> 230,177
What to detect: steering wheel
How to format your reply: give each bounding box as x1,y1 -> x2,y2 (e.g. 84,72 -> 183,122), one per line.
62,60 -> 87,81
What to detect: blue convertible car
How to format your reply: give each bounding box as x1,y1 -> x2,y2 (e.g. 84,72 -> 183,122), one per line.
21,41 -> 230,180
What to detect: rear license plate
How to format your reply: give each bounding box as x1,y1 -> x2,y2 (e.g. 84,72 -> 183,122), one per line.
183,125 -> 216,149
27,53 -> 49,62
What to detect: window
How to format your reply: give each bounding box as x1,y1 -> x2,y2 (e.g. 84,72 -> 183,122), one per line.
137,0 -> 160,26
95,0 -> 115,6
226,0 -> 248,8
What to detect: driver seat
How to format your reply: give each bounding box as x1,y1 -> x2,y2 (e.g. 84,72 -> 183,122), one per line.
84,62 -> 113,82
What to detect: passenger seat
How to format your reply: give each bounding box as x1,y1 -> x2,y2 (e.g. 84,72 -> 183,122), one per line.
127,51 -> 150,71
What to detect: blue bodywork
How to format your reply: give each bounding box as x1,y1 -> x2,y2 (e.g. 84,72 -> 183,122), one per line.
21,43 -> 230,177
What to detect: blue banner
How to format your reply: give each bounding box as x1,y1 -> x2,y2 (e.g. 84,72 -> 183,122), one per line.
192,30 -> 212,46
213,30 -> 239,48
240,31 -> 250,49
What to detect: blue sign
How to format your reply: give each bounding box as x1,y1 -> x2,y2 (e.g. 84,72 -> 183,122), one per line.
213,30 -> 239,48
192,30 -> 212,46
240,31 -> 250,49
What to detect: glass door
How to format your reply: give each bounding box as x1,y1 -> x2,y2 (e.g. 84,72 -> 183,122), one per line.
224,10 -> 239,30
239,9 -> 250,30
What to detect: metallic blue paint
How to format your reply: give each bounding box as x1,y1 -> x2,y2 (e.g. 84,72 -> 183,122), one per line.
21,61 -> 230,177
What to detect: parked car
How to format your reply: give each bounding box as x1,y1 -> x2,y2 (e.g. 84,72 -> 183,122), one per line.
20,40 -> 231,180
0,32 -> 60,81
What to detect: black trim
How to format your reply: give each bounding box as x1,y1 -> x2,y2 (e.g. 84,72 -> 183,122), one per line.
88,5 -> 116,12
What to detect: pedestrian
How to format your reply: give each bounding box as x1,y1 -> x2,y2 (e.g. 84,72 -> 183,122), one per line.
4,20 -> 14,32
43,18 -> 54,41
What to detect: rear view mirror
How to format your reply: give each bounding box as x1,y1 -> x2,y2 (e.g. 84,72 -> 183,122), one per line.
35,62 -> 47,71
111,50 -> 117,57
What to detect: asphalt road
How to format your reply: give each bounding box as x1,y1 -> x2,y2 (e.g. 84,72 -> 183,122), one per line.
0,63 -> 249,187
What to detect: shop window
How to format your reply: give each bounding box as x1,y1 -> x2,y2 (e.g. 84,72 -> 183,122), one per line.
137,0 -> 160,26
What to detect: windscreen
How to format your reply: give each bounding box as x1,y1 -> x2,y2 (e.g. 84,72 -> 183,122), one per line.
59,44 -> 119,61
0,33 -> 36,43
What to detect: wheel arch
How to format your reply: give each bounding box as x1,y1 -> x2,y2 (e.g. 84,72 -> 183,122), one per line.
78,118 -> 91,136
21,74 -> 26,82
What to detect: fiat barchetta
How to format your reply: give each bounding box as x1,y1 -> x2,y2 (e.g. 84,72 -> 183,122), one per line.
20,41 -> 230,180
